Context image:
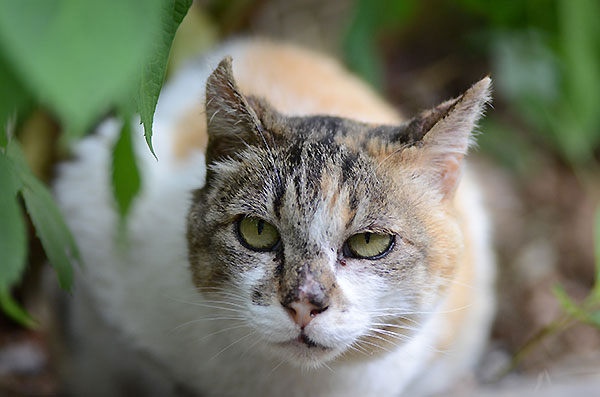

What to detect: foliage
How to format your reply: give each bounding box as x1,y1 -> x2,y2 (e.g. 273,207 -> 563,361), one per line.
112,121 -> 142,223
482,0 -> 600,167
553,207 -> 600,328
0,0 -> 192,325
345,0 -> 600,168
0,141 -> 79,326
138,0 -> 194,157
343,0 -> 416,89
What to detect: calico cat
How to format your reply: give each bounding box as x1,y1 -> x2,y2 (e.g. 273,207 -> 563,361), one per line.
54,39 -> 495,396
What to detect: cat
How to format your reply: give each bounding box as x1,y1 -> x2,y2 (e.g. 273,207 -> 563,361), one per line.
53,39 -> 495,396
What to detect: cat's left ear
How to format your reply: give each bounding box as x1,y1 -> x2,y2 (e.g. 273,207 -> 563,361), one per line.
204,56 -> 270,164
404,77 -> 491,199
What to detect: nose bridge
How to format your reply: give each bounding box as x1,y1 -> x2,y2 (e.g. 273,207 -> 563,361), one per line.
278,257 -> 334,308
297,264 -> 328,306
279,260 -> 334,328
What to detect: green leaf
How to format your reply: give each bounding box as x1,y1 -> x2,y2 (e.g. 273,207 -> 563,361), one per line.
553,284 -> 581,317
112,121 -> 141,220
589,310 -> 600,328
6,141 -> 79,290
593,206 -> 600,297
343,0 -> 416,90
0,288 -> 37,329
554,284 -> 600,327
0,152 -> 27,289
137,0 -> 193,157
0,0 -> 162,137
0,53 -> 29,146
0,149 -> 37,328
557,0 -> 600,162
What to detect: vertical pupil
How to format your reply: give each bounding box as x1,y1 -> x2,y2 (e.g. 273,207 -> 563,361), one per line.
257,219 -> 264,235
364,232 -> 371,244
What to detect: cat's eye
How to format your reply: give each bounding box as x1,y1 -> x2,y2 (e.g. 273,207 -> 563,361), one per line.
237,216 -> 280,251
344,232 -> 394,260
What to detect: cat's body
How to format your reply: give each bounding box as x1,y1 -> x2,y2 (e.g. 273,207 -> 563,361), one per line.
54,39 -> 495,396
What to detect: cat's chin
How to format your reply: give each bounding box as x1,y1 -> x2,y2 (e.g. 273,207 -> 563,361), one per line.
266,335 -> 343,368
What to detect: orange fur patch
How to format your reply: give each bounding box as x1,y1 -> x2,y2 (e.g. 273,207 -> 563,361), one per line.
173,107 -> 208,159
172,40 -> 402,161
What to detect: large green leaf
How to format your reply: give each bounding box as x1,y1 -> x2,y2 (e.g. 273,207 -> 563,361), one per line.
6,141 -> 79,290
0,0 -> 162,137
0,151 -> 27,289
0,54 -> 29,147
112,120 -> 141,220
137,0 -> 193,156
0,148 -> 35,327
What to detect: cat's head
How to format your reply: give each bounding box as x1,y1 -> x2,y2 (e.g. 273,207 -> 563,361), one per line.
187,56 -> 491,368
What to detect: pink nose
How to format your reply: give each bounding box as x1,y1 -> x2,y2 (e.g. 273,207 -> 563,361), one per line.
284,299 -> 328,328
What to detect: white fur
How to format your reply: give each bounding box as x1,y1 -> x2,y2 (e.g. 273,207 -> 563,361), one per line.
54,40 -> 495,396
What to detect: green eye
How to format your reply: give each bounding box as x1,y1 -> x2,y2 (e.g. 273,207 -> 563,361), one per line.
237,216 -> 280,251
344,232 -> 394,259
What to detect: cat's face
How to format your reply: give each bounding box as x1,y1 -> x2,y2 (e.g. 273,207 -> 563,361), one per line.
187,57 -> 490,367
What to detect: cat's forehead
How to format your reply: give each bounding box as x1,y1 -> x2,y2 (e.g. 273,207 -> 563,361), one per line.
273,114 -> 404,149
223,133 -> 390,225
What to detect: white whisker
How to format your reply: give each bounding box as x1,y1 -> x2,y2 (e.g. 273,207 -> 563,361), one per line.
196,324 -> 249,341
269,358 -> 286,375
240,337 -> 263,358
167,298 -> 246,314
209,331 -> 257,362
171,316 -> 246,332
357,339 -> 392,354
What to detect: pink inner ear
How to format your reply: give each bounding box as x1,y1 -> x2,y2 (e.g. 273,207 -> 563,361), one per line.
412,77 -> 491,200
439,154 -> 464,199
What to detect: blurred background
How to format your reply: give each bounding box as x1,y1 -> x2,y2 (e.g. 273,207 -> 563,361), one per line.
1,0 -> 599,394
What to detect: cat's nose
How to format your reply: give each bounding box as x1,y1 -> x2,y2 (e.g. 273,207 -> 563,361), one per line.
283,299 -> 328,329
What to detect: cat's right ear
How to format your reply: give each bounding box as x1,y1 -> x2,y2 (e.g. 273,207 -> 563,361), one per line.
204,56 -> 264,164
397,77 -> 492,199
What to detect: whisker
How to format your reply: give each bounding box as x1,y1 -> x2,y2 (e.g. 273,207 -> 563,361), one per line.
171,316 -> 246,332
269,358 -> 286,375
199,299 -> 247,310
370,323 -> 420,332
209,331 -> 257,362
370,313 -> 421,326
347,343 -> 370,356
240,335 -> 264,358
363,331 -> 403,349
192,288 -> 248,302
357,339 -> 392,354
321,361 -> 334,373
196,324 -> 249,341
167,298 -> 247,314
434,275 -> 474,289
370,303 -> 473,317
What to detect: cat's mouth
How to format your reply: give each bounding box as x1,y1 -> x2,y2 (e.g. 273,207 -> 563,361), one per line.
281,332 -> 331,351
269,331 -> 343,367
